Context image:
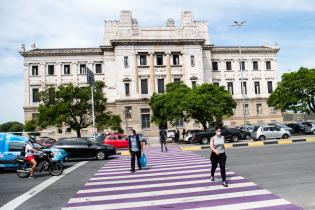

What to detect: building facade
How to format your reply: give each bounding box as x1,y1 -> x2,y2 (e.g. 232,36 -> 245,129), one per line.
20,11 -> 282,137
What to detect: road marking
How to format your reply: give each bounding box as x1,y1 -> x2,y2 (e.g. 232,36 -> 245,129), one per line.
0,161 -> 88,210
278,139 -> 292,144
248,141 -> 264,147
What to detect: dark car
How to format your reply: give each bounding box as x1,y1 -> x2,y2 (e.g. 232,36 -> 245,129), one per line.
194,127 -> 250,144
285,123 -> 306,134
53,137 -> 116,160
37,137 -> 57,147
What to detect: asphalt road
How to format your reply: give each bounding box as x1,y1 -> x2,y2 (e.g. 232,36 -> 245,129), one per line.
0,142 -> 314,209
193,142 -> 315,209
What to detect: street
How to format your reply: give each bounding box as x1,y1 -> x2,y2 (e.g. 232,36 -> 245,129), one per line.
0,142 -> 314,209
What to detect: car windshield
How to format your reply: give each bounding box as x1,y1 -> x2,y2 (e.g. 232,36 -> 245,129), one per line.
253,126 -> 259,132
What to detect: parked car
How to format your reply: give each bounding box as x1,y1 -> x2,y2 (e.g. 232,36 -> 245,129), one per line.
167,130 -> 176,141
54,137 -> 116,160
269,123 -> 294,134
285,123 -> 306,134
0,133 -> 67,169
183,129 -> 203,144
252,125 -> 291,141
103,134 -> 129,149
36,136 -> 57,147
301,121 -> 315,134
239,125 -> 255,134
194,126 -> 251,144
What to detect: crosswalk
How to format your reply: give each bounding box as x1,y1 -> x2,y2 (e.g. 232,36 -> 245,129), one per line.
63,146 -> 301,210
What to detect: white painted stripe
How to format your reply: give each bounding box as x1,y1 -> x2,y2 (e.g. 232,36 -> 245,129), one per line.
91,168 -> 230,181
77,176 -> 245,194
105,156 -> 206,165
69,182 -> 257,203
86,171 -> 225,186
0,161 -> 88,210
62,189 -> 271,210
186,199 -> 292,210
99,160 -> 210,171
96,164 -> 211,175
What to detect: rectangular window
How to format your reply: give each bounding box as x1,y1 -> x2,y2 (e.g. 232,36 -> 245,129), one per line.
174,78 -> 180,83
156,54 -> 163,65
141,79 -> 148,94
173,54 -> 180,65
256,104 -> 262,114
241,81 -> 247,94
141,108 -> 150,129
124,56 -> 129,68
241,61 -> 245,71
191,55 -> 195,66
64,65 -> 71,75
80,64 -> 86,74
176,119 -> 184,128
227,82 -> 234,95
254,81 -> 260,94
212,61 -> 218,71
31,65 -> 38,76
192,81 -> 197,88
253,61 -> 258,70
95,64 -> 102,74
157,79 -> 165,93
124,83 -> 130,96
266,61 -> 271,70
9,142 -> 25,152
48,65 -> 54,75
267,81 -> 273,93
245,104 -> 249,115
140,55 -> 147,66
124,106 -> 132,119
32,88 -> 39,103
226,61 -> 232,70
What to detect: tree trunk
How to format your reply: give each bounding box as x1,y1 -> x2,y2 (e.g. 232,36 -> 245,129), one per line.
76,129 -> 81,137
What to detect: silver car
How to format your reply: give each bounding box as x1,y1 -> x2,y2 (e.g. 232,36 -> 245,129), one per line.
252,125 -> 291,141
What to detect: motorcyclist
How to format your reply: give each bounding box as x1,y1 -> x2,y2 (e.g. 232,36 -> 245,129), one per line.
25,136 -> 39,177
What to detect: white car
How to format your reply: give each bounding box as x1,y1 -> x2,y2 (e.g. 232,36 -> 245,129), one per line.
252,125 -> 291,141
167,130 -> 176,140
183,130 -> 203,144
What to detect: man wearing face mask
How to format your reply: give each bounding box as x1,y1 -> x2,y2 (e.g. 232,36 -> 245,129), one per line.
210,126 -> 228,187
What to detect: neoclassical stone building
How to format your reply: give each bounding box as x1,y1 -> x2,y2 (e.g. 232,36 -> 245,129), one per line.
20,11 -> 282,137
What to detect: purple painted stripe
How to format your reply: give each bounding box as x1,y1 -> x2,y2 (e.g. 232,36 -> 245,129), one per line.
65,185 -> 261,207
89,172 -> 237,183
246,204 -> 303,210
93,165 -> 213,178
119,194 -> 283,210
75,179 -> 250,198
103,158 -> 209,166
106,155 -> 206,163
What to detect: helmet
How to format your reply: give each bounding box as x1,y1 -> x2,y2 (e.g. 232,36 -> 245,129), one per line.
28,136 -> 37,144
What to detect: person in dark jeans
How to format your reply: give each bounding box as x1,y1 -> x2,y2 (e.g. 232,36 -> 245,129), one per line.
159,128 -> 167,152
128,130 -> 143,172
210,127 -> 228,187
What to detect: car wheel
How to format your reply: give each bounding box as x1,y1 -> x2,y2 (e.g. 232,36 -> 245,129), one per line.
231,135 -> 239,142
188,137 -> 192,144
245,135 -> 250,140
200,137 -> 209,145
282,134 -> 289,139
259,135 -> 266,141
313,130 -> 315,135
96,151 -> 106,160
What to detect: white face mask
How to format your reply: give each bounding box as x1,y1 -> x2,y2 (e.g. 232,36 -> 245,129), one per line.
216,131 -> 221,136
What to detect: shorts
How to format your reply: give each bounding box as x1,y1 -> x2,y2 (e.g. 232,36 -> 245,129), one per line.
25,155 -> 35,162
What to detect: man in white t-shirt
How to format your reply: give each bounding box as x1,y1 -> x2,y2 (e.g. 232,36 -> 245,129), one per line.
25,137 -> 39,177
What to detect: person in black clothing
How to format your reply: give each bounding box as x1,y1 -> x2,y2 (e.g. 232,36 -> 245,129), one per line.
128,130 -> 143,172
182,129 -> 186,140
175,130 -> 180,142
159,128 -> 167,152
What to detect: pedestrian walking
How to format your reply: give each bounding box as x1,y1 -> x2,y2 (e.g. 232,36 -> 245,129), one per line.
159,127 -> 167,152
175,130 -> 180,142
210,127 -> 228,187
128,129 -> 143,172
182,129 -> 186,140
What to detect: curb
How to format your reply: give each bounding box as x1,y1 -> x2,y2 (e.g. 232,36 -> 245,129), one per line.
181,137 -> 315,151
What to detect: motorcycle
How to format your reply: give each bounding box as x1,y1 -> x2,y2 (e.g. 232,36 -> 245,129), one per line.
16,150 -> 63,178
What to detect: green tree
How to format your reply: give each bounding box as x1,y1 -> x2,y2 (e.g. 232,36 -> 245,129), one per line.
37,81 -> 122,137
149,82 -> 236,131
24,120 -> 40,136
0,121 -> 24,134
268,67 -> 315,114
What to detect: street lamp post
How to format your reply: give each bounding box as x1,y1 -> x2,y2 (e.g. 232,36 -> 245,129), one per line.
231,20 -> 247,129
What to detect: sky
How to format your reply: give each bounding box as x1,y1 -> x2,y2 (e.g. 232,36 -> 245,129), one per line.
0,0 -> 314,124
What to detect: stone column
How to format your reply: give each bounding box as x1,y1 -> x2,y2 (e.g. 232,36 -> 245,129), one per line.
149,53 -> 155,94
134,54 -> 139,94
72,61 -> 78,85
24,63 -> 30,107
39,62 -> 45,88
56,62 -> 62,86
166,53 -> 171,84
